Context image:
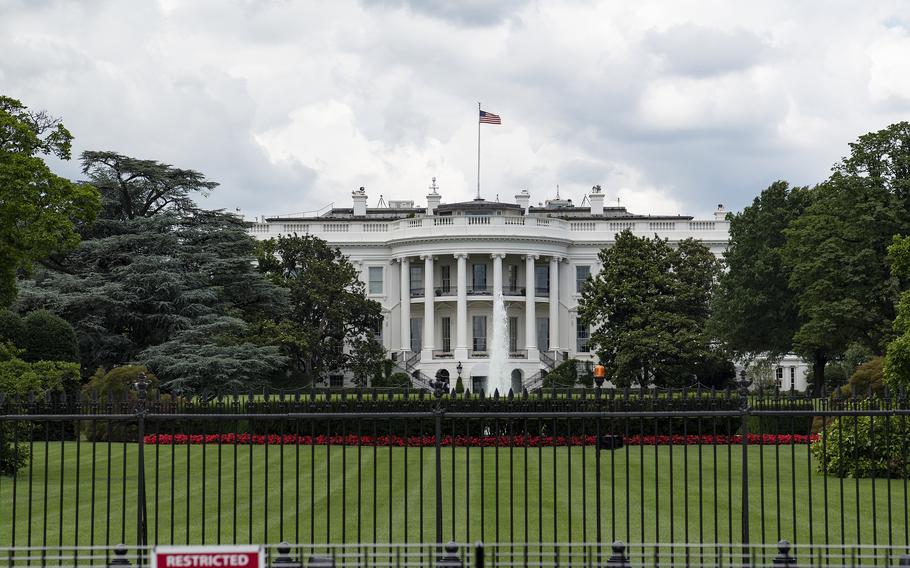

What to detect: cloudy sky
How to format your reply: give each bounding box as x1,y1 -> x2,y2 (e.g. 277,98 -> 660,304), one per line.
3,0 -> 910,218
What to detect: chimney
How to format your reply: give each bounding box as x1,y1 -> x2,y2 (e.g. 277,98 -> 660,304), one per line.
353,187 -> 368,216
589,185 -> 604,215
426,177 -> 441,215
714,203 -> 727,221
515,189 -> 531,213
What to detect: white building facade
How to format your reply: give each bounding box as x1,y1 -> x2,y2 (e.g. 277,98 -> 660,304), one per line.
248,183 -> 743,392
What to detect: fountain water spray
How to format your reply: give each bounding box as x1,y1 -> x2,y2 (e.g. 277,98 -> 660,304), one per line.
487,290 -> 511,395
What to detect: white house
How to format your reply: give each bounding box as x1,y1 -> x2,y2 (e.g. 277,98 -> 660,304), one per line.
247,181 -> 741,392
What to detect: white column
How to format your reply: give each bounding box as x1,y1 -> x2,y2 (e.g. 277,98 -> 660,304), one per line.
422,255 -> 435,356
492,253 -> 504,297
399,258 -> 410,353
549,256 -> 560,352
525,254 -> 537,354
455,254 -> 468,359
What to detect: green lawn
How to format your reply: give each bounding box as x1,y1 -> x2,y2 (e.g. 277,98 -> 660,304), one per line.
0,442 -> 905,547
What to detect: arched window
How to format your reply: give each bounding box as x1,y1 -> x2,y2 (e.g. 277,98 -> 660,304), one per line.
436,368 -> 450,385
511,369 -> 523,394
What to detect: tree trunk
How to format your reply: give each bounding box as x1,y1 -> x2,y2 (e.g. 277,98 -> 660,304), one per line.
812,351 -> 827,397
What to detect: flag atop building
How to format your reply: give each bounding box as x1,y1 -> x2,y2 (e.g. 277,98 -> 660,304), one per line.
479,110 -> 501,124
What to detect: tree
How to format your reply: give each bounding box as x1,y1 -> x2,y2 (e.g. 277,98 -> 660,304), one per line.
711,181 -> 811,361
17,153 -> 287,391
783,175 -> 902,395
580,231 -> 721,387
0,96 -> 100,305
20,309 -> 79,363
884,235 -> 910,390
254,234 -> 384,384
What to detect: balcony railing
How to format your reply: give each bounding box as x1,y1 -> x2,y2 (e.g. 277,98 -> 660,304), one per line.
433,350 -> 454,359
468,285 -> 492,296
470,349 -> 488,358
434,286 -> 454,297
509,349 -> 528,359
410,288 -> 424,298
503,286 -> 525,296
535,287 -> 549,297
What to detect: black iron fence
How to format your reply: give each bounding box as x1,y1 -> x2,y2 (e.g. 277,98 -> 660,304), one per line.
0,382 -> 908,551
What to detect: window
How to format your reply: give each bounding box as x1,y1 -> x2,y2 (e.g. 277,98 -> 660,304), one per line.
535,265 -> 549,294
575,265 -> 590,294
472,263 -> 487,291
368,266 -> 384,295
410,318 -> 423,353
409,265 -> 424,296
441,317 -> 451,352
473,315 -> 487,351
790,367 -> 795,384
441,265 -> 451,293
576,319 -> 590,352
507,265 -> 518,292
371,315 -> 383,342
776,367 -> 784,380
509,316 -> 518,352
537,317 -> 549,352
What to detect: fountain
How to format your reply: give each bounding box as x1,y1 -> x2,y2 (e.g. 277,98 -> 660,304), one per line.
487,290 -> 511,396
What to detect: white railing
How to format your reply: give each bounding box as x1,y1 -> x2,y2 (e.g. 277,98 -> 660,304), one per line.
282,223 -> 310,233
504,217 -> 525,225
649,221 -> 675,231
407,218 -> 423,228
570,222 -> 596,231
434,217 -> 453,226
535,218 -> 551,227
609,222 -> 634,232
249,224 -> 271,234
323,223 -> 349,232
689,221 -> 715,231
363,223 -> 388,232
467,216 -> 490,225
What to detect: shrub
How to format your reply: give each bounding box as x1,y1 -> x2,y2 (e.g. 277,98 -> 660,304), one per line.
834,357 -> 884,399
454,376 -> 465,395
81,365 -> 160,442
811,414 -> 909,478
21,310 -> 79,363
0,310 -> 24,346
542,359 -> 578,388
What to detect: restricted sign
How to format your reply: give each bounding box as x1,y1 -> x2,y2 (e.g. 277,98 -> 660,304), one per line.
151,546 -> 265,568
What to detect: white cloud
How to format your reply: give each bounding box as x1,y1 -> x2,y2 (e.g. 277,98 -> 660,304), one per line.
2,0 -> 910,219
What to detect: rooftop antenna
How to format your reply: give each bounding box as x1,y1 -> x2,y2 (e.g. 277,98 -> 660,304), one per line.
495,193 -> 500,202
429,177 -> 439,194
377,194 -> 387,208
580,194 -> 589,206
556,184 -> 560,199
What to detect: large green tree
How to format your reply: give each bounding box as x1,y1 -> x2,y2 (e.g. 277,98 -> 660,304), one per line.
711,181 -> 811,360
580,231 -> 721,387
783,174 -> 902,395
0,96 -> 100,305
254,234 -> 384,385
18,153 -> 286,393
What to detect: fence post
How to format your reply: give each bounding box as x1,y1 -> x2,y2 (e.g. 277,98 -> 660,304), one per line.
738,371 -> 752,560
135,374 -> 149,548
433,380 -> 446,545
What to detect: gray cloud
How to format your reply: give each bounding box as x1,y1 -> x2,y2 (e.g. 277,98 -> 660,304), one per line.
2,0 -> 909,219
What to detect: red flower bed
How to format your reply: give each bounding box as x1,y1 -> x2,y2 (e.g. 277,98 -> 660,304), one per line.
143,433 -> 818,447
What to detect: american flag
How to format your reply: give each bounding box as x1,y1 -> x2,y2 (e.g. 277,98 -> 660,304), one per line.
479,110 -> 501,124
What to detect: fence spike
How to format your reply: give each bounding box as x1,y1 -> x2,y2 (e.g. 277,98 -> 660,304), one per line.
773,540 -> 796,567
272,542 -> 302,568
107,544 -> 132,566
605,541 -> 630,568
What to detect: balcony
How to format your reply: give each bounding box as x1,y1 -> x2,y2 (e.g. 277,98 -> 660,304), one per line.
535,287 -> 549,297
434,286 -> 455,297
469,350 -> 489,358
503,285 -> 525,296
410,287 -> 425,298
433,350 -> 454,359
468,285 -> 492,296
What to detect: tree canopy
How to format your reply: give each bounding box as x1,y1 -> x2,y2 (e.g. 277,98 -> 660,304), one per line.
580,231 -> 722,387
18,152 -> 287,393
253,234 -> 384,385
0,96 -> 100,306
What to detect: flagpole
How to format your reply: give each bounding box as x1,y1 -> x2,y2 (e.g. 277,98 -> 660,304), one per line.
477,101 -> 481,200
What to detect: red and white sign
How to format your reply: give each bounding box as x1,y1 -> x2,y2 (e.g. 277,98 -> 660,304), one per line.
151,546 -> 264,568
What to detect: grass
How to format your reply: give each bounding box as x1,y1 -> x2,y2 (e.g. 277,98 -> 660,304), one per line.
0,442 -> 905,547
